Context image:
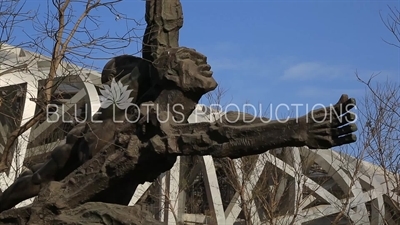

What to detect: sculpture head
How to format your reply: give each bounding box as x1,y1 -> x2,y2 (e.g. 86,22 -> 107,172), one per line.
101,55 -> 144,84
99,47 -> 218,122
153,47 -> 218,95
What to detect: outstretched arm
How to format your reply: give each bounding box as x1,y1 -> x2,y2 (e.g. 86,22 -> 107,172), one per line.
154,94 -> 357,158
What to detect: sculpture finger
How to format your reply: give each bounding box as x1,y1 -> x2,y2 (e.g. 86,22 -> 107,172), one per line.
303,95 -> 351,120
331,112 -> 357,127
312,97 -> 356,122
310,94 -> 349,118
312,112 -> 355,129
311,96 -> 355,120
331,123 -> 358,137
332,96 -> 356,116
336,94 -> 349,105
332,134 -> 357,146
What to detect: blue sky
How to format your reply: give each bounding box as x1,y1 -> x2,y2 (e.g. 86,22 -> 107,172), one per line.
176,1 -> 400,114
10,1 -> 400,124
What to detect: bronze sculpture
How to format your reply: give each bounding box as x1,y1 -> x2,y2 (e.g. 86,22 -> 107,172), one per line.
0,0 -> 357,224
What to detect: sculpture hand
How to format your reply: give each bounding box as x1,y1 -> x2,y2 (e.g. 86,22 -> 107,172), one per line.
300,94 -> 357,149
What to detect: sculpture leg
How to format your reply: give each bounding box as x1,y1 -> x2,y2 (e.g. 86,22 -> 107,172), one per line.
0,162 -> 46,212
0,144 -> 74,213
32,122 -> 87,183
0,174 -> 41,212
0,130 -> 83,212
0,120 -> 95,212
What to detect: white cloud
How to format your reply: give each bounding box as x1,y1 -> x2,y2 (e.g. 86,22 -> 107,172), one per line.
208,58 -> 259,71
297,86 -> 364,99
281,62 -> 350,80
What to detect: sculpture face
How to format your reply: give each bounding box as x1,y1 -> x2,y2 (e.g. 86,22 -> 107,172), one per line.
154,47 -> 218,94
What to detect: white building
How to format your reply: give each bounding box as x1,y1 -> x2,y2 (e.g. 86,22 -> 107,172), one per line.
1,44 -> 399,225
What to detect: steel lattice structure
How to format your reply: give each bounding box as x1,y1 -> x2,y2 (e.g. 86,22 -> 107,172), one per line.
1,44 -> 399,225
